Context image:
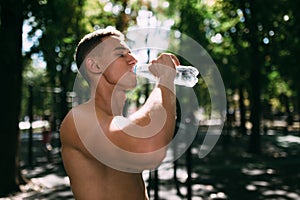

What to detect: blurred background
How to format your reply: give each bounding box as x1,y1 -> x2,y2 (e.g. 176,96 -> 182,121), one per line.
0,0 -> 299,199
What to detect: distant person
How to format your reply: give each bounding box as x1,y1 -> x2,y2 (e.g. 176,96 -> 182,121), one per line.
42,125 -> 52,162
60,28 -> 178,199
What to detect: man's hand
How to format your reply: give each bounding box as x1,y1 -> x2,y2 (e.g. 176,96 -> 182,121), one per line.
149,53 -> 180,82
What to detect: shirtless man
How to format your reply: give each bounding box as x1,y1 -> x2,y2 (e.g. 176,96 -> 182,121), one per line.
60,28 -> 178,199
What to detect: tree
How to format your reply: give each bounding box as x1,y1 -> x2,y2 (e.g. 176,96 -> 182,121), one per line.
241,0 -> 264,153
28,0 -> 82,125
272,1 -> 300,123
21,62 -> 51,120
0,0 -> 24,196
172,0 -> 300,153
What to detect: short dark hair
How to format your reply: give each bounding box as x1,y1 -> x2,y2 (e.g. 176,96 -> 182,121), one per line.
74,28 -> 123,81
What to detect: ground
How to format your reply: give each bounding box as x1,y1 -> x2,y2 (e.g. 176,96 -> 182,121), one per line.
2,128 -> 300,200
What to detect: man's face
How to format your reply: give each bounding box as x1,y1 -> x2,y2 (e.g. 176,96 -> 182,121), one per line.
91,36 -> 138,90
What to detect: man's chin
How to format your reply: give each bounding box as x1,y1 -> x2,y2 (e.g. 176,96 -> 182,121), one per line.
118,79 -> 137,91
127,81 -> 137,90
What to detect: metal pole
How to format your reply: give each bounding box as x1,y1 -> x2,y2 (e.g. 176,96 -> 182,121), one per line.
154,170 -> 159,200
186,145 -> 192,200
28,85 -> 34,168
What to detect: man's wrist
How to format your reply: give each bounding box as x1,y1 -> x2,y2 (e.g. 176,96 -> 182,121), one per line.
157,76 -> 175,92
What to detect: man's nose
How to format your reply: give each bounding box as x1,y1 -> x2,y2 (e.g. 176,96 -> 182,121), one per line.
128,54 -> 137,65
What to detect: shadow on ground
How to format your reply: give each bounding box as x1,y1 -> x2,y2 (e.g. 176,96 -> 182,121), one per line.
3,129 -> 300,200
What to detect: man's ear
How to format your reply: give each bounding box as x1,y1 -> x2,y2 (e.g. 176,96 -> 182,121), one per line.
85,58 -> 103,74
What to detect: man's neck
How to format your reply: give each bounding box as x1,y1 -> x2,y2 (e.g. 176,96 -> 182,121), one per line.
92,85 -> 126,116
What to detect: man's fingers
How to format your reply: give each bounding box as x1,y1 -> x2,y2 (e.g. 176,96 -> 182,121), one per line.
155,53 -> 180,67
168,54 -> 180,66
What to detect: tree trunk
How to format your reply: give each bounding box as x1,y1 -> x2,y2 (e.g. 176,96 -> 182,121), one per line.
116,0 -> 129,32
0,0 -> 24,196
297,89 -> 300,133
60,63 -> 72,122
239,86 -> 247,135
249,66 -> 261,154
245,0 -> 262,154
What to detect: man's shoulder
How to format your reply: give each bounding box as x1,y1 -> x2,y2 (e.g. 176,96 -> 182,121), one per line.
60,107 -> 86,149
60,105 -> 85,134
61,103 -> 91,125
60,109 -> 75,128
60,109 -> 75,140
60,102 -> 99,137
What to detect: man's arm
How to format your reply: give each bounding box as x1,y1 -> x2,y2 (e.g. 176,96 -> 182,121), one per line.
109,53 -> 177,152
62,54 -> 178,172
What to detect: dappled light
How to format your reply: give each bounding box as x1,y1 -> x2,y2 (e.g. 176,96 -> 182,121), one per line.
1,0 -> 300,199
8,125 -> 299,199
142,127 -> 300,199
277,135 -> 300,148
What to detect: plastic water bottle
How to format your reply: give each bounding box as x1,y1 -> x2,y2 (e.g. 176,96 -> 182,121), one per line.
133,64 -> 199,87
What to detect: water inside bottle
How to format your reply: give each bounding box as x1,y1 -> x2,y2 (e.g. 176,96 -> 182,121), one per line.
134,64 -> 199,87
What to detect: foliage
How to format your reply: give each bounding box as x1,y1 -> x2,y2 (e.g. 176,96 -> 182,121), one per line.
16,0 -> 300,160
23,0 -> 138,121
21,62 -> 51,120
20,0 -> 300,138
165,0 -> 300,153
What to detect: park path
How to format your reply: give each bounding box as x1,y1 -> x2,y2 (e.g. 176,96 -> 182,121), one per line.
3,128 -> 300,200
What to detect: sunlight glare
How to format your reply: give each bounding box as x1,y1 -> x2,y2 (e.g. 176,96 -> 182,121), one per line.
283,14 -> 290,21
22,22 -> 33,52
